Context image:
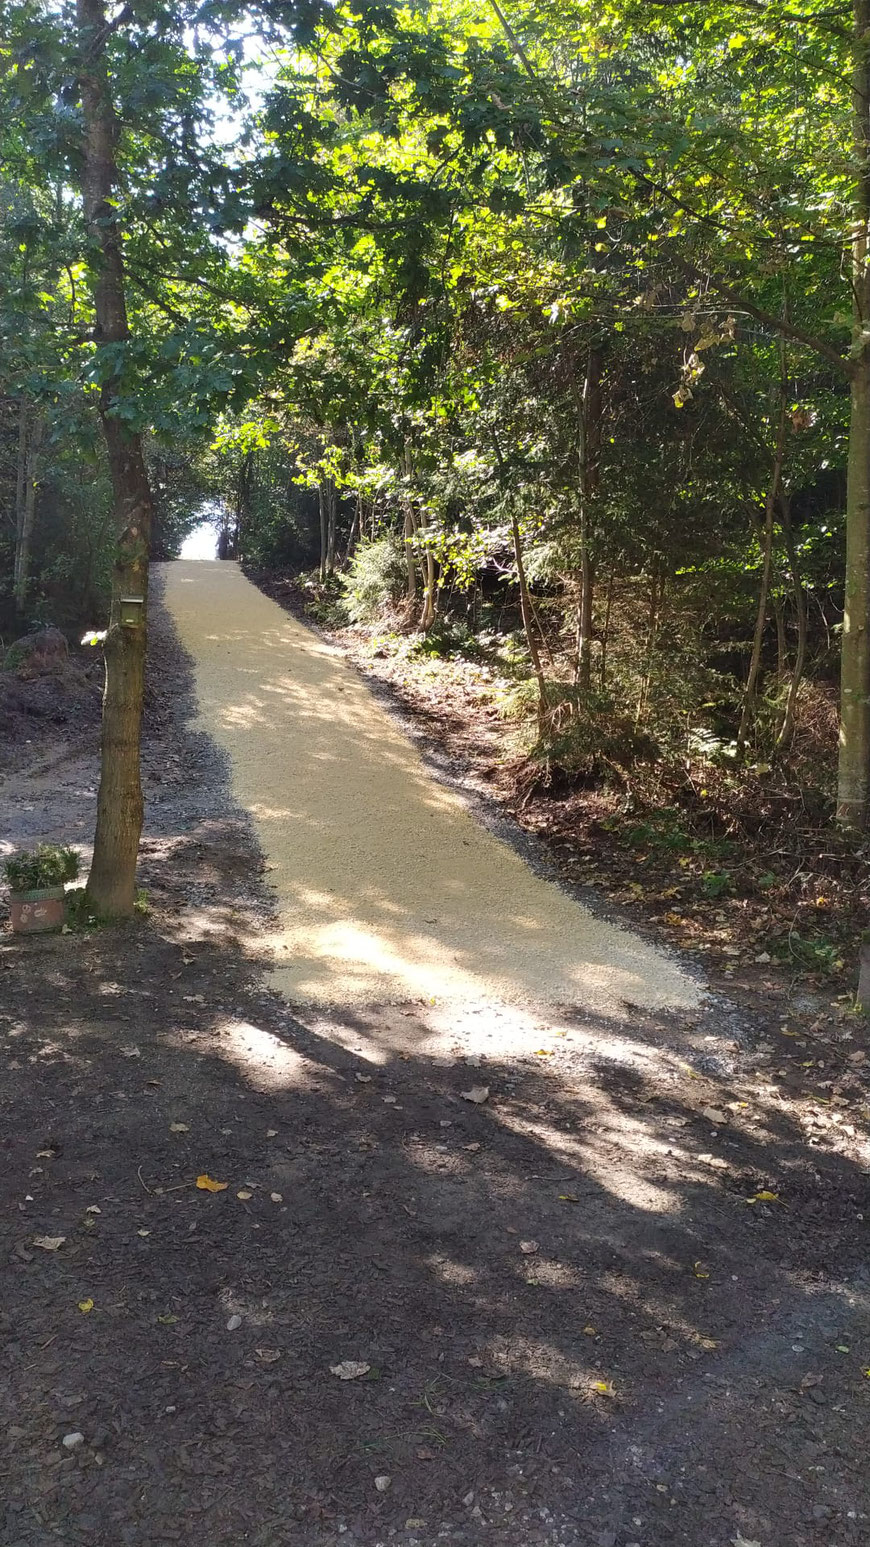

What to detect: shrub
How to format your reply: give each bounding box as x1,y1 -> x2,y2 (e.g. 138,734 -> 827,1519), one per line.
4,844 -> 79,893
341,535 -> 408,623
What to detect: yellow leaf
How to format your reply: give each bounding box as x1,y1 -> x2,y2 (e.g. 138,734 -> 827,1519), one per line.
745,1190 -> 781,1204
534,1049 -> 553,1056
692,1261 -> 710,1279
558,1193 -> 579,1203
196,1174 -> 228,1193
78,1298 -> 95,1314
592,1379 -> 616,1397
583,1325 -> 596,1335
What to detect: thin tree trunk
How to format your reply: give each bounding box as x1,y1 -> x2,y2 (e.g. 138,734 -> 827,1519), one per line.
571,347 -> 602,692
736,372 -> 788,755
576,505 -> 594,691
77,0 -> 155,919
326,476 -> 337,574
403,506 -> 417,601
776,494 -> 808,753
318,483 -> 328,581
13,412 -> 43,615
599,569 -> 615,693
417,510 -> 437,631
510,506 -> 548,723
636,555 -> 663,725
773,594 -> 787,682
13,399 -> 28,581
838,0 -> 870,824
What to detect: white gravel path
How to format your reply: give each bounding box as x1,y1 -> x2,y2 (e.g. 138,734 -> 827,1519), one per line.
160,560 -> 702,1015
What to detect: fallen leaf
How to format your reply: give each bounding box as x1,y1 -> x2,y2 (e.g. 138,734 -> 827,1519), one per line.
330,1360 -> 371,1380
33,1236 -> 65,1251
692,1261 -> 710,1279
461,1086 -> 490,1105
266,1129 -> 277,1138
78,1299 -> 95,1314
355,1073 -> 372,1084
84,1205 -> 101,1215
137,1229 -> 150,1237
701,1107 -> 728,1125
592,1379 -> 616,1397
745,1190 -> 782,1204
533,1049 -> 553,1057
583,1325 -> 596,1336
519,1239 -> 539,1255
558,1193 -> 579,1203
732,1537 -> 762,1547
256,1347 -> 282,1363
464,1142 -> 481,1152
157,1314 -> 178,1325
169,1123 -> 190,1134
270,1192 -> 283,1203
196,1174 -> 228,1193
236,1189 -> 253,1201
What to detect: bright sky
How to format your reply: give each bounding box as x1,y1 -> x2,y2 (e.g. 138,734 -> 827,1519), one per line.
180,521 -> 219,560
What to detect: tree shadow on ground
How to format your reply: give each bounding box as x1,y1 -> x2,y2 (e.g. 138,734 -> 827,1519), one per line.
1,581 -> 869,1547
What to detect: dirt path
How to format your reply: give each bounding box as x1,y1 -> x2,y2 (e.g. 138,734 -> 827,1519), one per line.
2,580 -> 870,1547
159,560 -> 699,1017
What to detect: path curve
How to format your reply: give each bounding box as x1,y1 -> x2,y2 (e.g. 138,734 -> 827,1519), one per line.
159,560 -> 701,1014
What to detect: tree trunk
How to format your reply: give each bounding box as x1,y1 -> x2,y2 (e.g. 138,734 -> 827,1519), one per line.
573,347 -> 602,693
318,483 -> 328,581
599,569 -> 615,693
576,507 -> 594,692
838,0 -> 870,824
13,399 -> 28,585
77,0 -> 155,919
510,507 -> 548,724
776,494 -> 808,753
326,476 -> 337,575
403,506 -> 417,601
13,412 -> 43,616
636,555 -> 663,725
737,372 -> 787,756
417,510 -> 437,632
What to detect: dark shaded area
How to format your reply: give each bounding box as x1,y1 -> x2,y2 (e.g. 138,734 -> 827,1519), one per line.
0,582 -> 869,1547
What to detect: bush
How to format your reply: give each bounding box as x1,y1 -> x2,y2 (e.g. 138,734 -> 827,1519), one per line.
341,535 -> 408,623
4,843 -> 79,893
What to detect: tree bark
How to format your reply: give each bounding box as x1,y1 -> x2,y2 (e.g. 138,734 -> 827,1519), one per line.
776,494 -> 808,753
318,482 -> 328,580
77,0 -> 155,919
510,506 -> 548,723
13,411 -> 43,616
417,509 -> 437,632
403,506 -> 417,601
838,0 -> 870,824
326,476 -> 337,575
736,369 -> 788,756
573,347 -> 601,693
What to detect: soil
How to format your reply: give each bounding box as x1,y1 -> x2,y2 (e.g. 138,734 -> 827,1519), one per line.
1,574 -> 869,1547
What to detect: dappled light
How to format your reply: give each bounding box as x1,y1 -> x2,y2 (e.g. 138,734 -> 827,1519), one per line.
161,560 -> 702,1016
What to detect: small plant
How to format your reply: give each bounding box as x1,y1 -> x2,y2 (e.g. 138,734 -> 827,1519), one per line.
4,844 -> 79,894
341,535 -> 407,623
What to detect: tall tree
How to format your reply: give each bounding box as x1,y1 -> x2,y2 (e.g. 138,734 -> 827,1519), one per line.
76,0 -> 155,917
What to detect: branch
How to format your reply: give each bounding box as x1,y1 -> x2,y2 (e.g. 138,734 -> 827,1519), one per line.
673,255 -> 851,376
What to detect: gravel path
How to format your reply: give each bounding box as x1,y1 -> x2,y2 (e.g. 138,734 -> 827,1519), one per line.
159,560 -> 701,1015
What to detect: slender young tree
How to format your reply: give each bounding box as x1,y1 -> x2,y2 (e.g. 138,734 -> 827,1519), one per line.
76,0 -> 155,917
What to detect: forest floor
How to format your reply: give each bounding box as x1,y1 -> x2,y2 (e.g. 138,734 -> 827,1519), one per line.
1,573 -> 869,1547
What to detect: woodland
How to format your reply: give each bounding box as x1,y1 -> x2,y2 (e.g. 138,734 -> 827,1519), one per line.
6,9 -> 870,1542
3,0 -> 870,924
